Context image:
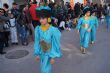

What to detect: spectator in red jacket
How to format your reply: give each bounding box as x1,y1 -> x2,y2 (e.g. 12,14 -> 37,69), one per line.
29,1 -> 40,28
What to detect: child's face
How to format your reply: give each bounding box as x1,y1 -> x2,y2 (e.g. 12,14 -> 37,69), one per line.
86,11 -> 90,16
10,14 -> 14,18
40,18 -> 48,25
25,5 -> 28,9
0,10 -> 4,15
8,13 -> 14,18
92,13 -> 96,16
12,5 -> 17,9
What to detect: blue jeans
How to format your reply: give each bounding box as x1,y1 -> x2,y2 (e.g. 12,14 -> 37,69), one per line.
19,26 -> 28,45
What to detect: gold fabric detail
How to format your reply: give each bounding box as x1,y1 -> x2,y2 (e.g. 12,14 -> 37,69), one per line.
40,24 -> 50,32
81,24 -> 89,29
40,40 -> 51,52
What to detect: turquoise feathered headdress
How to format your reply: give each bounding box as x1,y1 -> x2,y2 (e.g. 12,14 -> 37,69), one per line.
83,6 -> 91,15
36,6 -> 51,18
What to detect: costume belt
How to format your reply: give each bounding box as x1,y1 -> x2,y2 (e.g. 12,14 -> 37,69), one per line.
40,39 -> 51,52
81,24 -> 89,29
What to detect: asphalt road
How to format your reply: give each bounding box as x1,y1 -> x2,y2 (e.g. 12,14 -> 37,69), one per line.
0,22 -> 110,73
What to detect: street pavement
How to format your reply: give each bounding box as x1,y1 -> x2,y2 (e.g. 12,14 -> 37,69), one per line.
0,22 -> 110,73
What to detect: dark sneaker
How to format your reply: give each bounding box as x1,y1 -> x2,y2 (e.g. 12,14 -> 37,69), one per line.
0,52 -> 6,55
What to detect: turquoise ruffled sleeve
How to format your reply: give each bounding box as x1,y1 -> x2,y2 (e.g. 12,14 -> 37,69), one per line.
76,18 -> 82,30
95,17 -> 99,28
49,27 -> 62,58
34,26 -> 41,56
87,18 -> 93,30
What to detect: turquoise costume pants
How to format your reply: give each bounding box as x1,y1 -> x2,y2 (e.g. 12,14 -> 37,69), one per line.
40,54 -> 51,73
106,16 -> 110,28
80,28 -> 90,49
91,25 -> 96,42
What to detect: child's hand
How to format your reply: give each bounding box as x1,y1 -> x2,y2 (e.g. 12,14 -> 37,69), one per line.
50,59 -> 55,64
87,29 -> 91,32
36,56 -> 40,62
77,30 -> 79,34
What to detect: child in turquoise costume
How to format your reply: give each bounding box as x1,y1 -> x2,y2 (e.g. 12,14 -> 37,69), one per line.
90,11 -> 99,44
76,8 -> 93,54
34,6 -> 62,73
106,4 -> 110,29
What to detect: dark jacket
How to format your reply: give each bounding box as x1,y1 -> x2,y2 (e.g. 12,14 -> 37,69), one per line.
11,8 -> 20,19
0,15 -> 10,32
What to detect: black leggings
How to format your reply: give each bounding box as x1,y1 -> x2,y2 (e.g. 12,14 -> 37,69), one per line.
4,31 -> 10,47
0,32 -> 5,53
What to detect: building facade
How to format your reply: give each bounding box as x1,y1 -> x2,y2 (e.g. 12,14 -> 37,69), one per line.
0,0 -> 109,8
0,0 -> 14,8
64,0 -> 84,4
0,0 -> 40,8
105,0 -> 110,3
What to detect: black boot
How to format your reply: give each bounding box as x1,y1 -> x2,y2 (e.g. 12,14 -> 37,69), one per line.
0,52 -> 6,55
0,48 -> 6,55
